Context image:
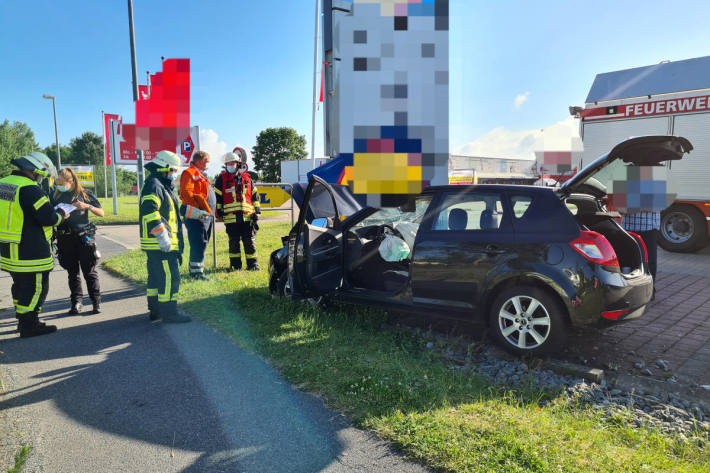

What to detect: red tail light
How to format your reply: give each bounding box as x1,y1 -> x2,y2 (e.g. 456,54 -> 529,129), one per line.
601,308 -> 630,320
570,231 -> 619,267
627,231 -> 649,262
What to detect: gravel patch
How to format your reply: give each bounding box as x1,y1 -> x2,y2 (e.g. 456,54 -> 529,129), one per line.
430,341 -> 710,440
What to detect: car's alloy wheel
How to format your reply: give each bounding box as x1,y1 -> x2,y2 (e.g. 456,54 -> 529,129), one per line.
489,285 -> 566,356
498,295 -> 551,350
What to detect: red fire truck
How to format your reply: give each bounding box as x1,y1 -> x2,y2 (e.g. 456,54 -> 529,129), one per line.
575,56 -> 710,252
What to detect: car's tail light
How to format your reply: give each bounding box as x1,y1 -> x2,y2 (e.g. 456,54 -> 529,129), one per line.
570,231 -> 619,267
601,308 -> 630,320
627,231 -> 649,262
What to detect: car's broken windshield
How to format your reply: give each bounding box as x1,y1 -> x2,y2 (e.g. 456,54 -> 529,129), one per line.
354,195 -> 433,228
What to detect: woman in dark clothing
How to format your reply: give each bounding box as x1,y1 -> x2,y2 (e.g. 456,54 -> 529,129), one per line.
53,168 -> 105,314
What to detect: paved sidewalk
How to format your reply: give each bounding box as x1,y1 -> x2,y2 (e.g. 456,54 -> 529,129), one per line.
0,234 -> 426,472
567,245 -> 710,385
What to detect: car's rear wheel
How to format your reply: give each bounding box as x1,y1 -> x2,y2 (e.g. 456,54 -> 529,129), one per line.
489,286 -> 567,356
659,204 -> 709,253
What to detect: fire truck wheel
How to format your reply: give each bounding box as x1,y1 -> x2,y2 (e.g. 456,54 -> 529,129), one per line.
659,204 -> 710,253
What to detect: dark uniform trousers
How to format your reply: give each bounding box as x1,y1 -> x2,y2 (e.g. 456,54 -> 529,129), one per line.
226,221 -> 256,269
57,233 -> 100,304
146,251 -> 180,317
11,271 -> 50,318
185,218 -> 212,275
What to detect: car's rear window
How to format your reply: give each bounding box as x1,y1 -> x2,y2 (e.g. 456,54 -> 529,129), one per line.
511,195 -> 533,219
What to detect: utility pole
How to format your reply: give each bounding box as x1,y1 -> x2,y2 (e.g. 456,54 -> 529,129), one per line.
42,94 -> 61,168
310,0 -> 322,171
101,111 -> 108,200
127,0 -> 144,188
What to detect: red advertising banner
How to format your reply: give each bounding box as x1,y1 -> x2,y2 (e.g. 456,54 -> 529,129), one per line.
108,58 -> 196,165
103,113 -> 119,165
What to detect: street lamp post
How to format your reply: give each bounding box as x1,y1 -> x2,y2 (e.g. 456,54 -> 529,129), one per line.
42,94 -> 62,169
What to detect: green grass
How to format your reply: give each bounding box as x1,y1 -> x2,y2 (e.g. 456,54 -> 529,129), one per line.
104,222 -> 710,473
7,445 -> 31,473
91,196 -> 141,225
90,196 -> 281,225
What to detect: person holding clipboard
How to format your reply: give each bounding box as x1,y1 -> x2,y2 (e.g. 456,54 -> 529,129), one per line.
53,167 -> 104,315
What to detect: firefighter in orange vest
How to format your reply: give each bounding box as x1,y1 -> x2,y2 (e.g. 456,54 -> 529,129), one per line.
214,148 -> 261,271
179,150 -> 216,280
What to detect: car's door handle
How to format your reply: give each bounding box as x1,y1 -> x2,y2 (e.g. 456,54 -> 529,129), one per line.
485,245 -> 506,255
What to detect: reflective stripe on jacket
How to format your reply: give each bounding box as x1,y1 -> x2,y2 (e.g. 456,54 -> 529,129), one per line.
139,174 -> 182,252
0,173 -> 63,272
215,171 -> 260,216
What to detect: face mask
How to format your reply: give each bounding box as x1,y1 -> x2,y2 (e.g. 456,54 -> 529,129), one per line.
56,185 -> 69,192
168,173 -> 178,182
226,165 -> 237,174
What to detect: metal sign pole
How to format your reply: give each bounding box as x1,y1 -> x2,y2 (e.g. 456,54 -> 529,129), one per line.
212,215 -> 217,269
101,111 -> 108,201
109,120 -> 119,215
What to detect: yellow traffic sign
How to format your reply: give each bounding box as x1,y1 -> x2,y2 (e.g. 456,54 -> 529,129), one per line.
258,186 -> 290,208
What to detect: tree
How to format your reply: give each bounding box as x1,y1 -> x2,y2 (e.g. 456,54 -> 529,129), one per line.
252,127 -> 307,182
68,132 -> 104,166
42,144 -> 73,168
0,120 -> 40,177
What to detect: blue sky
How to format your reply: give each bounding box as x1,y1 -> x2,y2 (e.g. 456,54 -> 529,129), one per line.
2,0 -> 710,174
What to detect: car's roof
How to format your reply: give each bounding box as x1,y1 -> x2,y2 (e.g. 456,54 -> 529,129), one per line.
422,184 -> 556,194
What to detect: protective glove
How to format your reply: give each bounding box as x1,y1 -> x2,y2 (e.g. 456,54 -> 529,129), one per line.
185,205 -> 210,222
153,225 -> 172,252
177,253 -> 183,266
252,220 -> 260,232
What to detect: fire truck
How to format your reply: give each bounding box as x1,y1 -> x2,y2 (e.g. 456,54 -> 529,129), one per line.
575,55 -> 710,252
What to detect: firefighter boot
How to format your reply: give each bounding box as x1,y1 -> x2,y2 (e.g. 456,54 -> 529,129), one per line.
19,313 -> 57,338
246,259 -> 261,271
161,301 -> 192,324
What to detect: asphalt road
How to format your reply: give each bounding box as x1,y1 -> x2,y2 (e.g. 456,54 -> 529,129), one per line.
0,231 -> 427,472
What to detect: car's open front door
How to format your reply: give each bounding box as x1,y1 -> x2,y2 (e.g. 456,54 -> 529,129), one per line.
287,176 -> 343,299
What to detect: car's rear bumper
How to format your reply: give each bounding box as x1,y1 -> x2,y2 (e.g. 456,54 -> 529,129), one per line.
568,268 -> 654,326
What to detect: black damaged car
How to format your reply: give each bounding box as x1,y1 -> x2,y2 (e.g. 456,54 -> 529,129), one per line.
269,136 -> 692,355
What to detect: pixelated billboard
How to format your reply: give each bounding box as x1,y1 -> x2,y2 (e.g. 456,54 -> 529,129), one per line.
324,0 -> 449,207
108,59 -> 196,165
532,137 -> 583,183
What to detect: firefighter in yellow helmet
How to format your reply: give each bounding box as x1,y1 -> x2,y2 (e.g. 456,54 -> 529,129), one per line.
139,150 -> 190,323
214,148 -> 261,270
0,152 -> 67,337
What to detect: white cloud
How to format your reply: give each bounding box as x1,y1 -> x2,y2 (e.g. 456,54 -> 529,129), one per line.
514,92 -> 530,109
198,128 -> 256,178
454,116 -> 581,159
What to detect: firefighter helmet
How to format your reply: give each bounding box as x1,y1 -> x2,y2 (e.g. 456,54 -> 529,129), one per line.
147,150 -> 182,172
11,152 -> 57,179
222,152 -> 240,164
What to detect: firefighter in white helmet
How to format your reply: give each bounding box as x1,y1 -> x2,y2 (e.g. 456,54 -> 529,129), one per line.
139,150 -> 190,323
0,152 -> 67,337
214,147 -> 261,270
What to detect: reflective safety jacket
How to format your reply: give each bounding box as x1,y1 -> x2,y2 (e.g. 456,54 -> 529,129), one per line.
179,164 -> 213,214
214,171 -> 260,223
0,172 -> 64,273
139,173 -> 184,252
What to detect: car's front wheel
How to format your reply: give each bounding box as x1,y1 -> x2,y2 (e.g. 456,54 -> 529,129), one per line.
488,286 -> 567,356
